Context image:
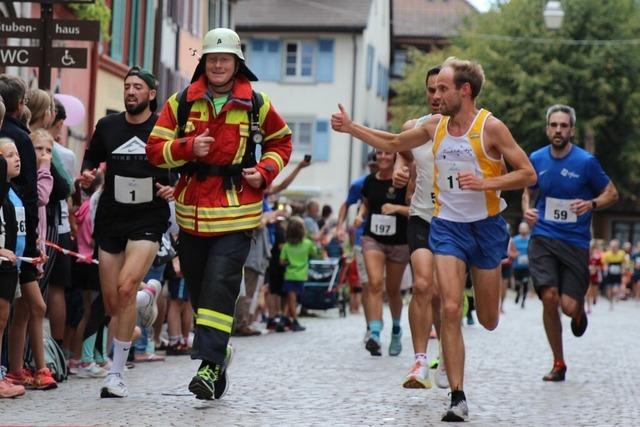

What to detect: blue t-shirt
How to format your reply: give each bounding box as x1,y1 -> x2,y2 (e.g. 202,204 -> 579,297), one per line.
512,234 -> 530,270
8,188 -> 26,266
262,198 -> 276,246
345,175 -> 367,246
529,145 -> 609,248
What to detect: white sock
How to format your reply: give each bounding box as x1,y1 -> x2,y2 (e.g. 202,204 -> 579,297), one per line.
136,290 -> 151,308
110,339 -> 131,376
169,335 -> 181,346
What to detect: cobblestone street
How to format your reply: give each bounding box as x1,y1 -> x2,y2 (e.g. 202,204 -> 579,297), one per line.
2,293 -> 639,426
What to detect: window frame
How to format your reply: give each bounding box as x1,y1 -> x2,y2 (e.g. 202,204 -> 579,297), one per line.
282,40 -> 316,82
286,117 -> 315,161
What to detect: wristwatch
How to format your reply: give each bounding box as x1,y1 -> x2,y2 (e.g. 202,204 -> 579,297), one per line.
591,199 -> 597,210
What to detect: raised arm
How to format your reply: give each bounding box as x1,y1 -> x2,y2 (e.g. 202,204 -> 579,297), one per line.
266,157 -> 311,195
331,103 -> 436,153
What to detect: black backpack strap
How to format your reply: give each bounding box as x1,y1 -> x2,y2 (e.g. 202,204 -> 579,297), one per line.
176,87 -> 194,138
242,90 -> 265,169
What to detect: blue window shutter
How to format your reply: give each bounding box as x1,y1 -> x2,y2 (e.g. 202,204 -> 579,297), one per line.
110,0 -> 125,62
316,39 -> 334,82
264,40 -> 281,81
249,39 -> 281,81
143,0 -> 155,70
366,44 -> 374,89
313,120 -> 330,161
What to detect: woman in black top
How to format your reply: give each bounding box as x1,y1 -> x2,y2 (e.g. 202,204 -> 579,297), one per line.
358,150 -> 410,357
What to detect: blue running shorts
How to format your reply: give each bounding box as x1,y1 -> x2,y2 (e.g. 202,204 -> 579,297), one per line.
429,215 -> 509,269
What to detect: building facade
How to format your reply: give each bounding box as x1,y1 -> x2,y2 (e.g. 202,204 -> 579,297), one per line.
237,0 -> 392,210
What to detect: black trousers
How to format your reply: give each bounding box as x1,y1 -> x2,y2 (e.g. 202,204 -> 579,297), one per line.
178,230 -> 251,364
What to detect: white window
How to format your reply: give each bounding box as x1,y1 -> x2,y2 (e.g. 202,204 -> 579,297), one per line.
287,118 -> 314,160
283,41 -> 315,81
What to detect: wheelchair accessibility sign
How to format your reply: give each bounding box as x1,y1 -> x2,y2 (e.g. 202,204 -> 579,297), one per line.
49,47 -> 87,68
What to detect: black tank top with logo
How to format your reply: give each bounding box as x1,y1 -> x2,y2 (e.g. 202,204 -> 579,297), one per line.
361,174 -> 408,245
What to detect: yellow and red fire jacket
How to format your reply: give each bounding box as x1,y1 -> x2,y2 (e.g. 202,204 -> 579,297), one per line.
146,75 -> 292,236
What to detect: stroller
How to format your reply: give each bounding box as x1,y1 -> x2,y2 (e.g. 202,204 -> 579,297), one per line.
300,258 -> 346,315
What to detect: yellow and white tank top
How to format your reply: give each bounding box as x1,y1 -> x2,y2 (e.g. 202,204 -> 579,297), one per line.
409,114 -> 435,222
432,109 -> 506,222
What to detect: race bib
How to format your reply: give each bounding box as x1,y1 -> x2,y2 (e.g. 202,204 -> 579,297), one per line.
517,255 -> 529,266
438,160 -> 474,193
544,197 -> 577,223
114,175 -> 153,205
15,206 -> 26,236
370,214 -> 397,236
608,264 -> 621,275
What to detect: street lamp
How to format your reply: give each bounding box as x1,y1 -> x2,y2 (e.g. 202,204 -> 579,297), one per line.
543,1 -> 564,30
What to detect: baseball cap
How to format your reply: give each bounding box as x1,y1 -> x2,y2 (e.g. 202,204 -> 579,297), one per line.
125,66 -> 158,112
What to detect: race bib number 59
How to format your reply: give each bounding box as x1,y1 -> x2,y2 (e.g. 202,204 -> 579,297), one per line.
370,214 -> 396,236
114,176 -> 153,205
544,197 -> 577,223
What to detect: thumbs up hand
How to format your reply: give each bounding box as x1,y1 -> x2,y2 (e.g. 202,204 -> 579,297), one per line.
193,128 -> 215,158
331,103 -> 352,133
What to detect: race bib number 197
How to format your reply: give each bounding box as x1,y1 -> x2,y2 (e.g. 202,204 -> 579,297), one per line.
114,176 -> 153,205
544,197 -> 577,223
370,214 -> 396,236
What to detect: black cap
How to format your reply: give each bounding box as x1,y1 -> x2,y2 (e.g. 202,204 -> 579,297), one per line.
125,66 -> 159,112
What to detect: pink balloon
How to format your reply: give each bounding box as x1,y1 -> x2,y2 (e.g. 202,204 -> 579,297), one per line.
54,93 -> 86,126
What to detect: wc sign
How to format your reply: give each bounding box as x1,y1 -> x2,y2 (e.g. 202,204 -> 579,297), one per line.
0,47 -> 42,66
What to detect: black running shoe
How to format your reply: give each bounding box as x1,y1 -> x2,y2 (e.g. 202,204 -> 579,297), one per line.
365,337 -> 382,356
571,311 -> 588,337
542,364 -> 566,382
189,364 -> 217,400
213,345 -> 233,399
442,395 -> 469,422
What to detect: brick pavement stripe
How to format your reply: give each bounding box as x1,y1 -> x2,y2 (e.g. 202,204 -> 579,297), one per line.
1,293 -> 639,426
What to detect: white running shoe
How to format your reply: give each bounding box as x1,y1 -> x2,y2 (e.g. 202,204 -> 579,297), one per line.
77,362 -> 108,379
100,373 -> 128,398
436,361 -> 449,389
402,360 -> 432,389
138,279 -> 161,328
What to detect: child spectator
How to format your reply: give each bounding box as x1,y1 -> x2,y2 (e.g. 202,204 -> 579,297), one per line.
30,129 -> 53,259
280,217 -> 320,332
0,142 -> 27,398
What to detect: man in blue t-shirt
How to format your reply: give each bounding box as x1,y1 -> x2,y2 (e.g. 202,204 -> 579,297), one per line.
522,104 -> 618,383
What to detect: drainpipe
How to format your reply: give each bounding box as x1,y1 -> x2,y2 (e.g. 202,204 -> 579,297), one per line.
347,32 -> 357,191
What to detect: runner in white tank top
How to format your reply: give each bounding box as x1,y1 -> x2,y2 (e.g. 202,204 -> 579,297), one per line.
392,67 -> 448,391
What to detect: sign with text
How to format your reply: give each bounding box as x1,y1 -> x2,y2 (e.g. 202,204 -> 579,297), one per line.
50,19 -> 100,41
0,18 -> 43,38
0,46 -> 42,66
49,47 -> 87,68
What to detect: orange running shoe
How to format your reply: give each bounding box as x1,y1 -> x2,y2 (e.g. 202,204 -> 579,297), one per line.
6,369 -> 35,389
33,368 -> 57,390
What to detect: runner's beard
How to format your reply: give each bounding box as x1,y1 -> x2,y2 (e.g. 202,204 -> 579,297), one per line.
125,98 -> 150,115
550,135 -> 570,150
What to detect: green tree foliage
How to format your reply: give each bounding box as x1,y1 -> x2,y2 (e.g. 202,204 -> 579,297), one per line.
68,0 -> 112,41
390,0 -> 640,198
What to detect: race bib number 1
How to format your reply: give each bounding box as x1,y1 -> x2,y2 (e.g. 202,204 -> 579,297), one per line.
438,160 -> 474,193
544,197 -> 577,223
114,176 -> 153,205
370,214 -> 396,236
